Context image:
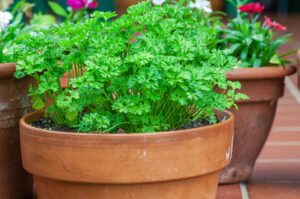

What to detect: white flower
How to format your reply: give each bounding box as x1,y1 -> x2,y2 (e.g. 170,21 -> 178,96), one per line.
189,0 -> 212,13
0,11 -> 13,30
0,0 -> 14,11
152,0 -> 166,5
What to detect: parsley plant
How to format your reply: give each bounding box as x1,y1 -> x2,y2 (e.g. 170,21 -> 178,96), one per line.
16,1 -> 244,133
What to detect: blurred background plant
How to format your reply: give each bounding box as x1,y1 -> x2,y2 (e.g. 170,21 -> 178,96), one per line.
0,0 -> 14,11
47,0 -> 99,23
218,0 -> 298,68
1,0 -> 57,63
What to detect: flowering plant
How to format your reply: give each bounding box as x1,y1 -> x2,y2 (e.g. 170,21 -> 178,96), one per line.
0,1 -> 23,63
0,0 -> 56,63
15,1 -> 245,133
152,0 -> 212,13
219,0 -> 293,67
48,0 -> 98,23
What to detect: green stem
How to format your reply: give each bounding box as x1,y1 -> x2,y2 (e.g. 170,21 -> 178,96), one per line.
279,48 -> 300,58
104,122 -> 129,133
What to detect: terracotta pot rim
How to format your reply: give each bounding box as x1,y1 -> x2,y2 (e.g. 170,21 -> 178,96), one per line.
0,62 -> 16,78
20,111 -> 234,140
227,65 -> 297,80
21,110 -> 234,184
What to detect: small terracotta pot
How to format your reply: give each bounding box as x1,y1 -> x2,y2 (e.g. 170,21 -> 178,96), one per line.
115,0 -> 224,15
20,111 -> 234,199
115,0 -> 141,15
0,63 -> 33,199
211,0 -> 224,10
220,66 -> 296,184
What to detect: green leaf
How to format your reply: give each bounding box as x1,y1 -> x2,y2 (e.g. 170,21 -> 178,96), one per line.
253,59 -> 262,68
230,44 -> 241,52
32,97 -> 45,110
66,111 -> 78,122
241,47 -> 248,60
30,14 -> 56,26
251,34 -> 264,42
48,1 -> 68,17
245,38 -> 252,46
270,54 -> 283,65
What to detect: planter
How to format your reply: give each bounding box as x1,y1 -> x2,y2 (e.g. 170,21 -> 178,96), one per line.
220,66 -> 296,184
115,0 -> 225,15
20,111 -> 234,199
0,63 -> 33,199
211,0 -> 224,10
115,0 -> 141,15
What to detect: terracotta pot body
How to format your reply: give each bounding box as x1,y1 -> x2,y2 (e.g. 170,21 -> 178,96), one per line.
220,66 -> 296,184
116,0 -> 141,15
211,0 -> 224,10
115,0 -> 224,15
0,63 -> 33,199
20,111 -> 234,199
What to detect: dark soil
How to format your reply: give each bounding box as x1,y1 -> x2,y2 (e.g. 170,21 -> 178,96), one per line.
30,118 -> 77,132
31,116 -> 226,133
177,119 -> 213,130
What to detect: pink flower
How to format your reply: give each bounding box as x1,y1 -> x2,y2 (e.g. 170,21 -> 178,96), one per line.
67,0 -> 98,10
238,2 -> 264,14
264,16 -> 287,31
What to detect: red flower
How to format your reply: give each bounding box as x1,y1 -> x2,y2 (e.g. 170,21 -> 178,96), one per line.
264,16 -> 287,31
67,0 -> 98,10
88,1 -> 98,9
238,2 -> 264,14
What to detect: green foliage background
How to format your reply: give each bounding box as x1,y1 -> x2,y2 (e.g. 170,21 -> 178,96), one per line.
12,0 -> 115,14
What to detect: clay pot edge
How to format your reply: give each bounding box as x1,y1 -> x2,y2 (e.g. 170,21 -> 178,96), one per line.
0,62 -> 16,78
20,111 -> 234,142
20,111 -> 234,184
227,65 -> 297,81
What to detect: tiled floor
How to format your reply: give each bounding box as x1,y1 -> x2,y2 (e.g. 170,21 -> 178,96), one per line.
217,77 -> 300,199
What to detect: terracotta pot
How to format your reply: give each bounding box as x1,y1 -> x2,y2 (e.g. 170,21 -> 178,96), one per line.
20,111 -> 234,199
220,66 -> 297,184
115,0 -> 224,15
115,0 -> 141,15
60,72 -> 69,89
0,63 -> 33,199
211,0 -> 224,10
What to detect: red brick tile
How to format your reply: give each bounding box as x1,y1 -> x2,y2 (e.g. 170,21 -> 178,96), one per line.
276,107 -> 300,113
248,182 -> 300,199
251,162 -> 300,182
272,119 -> 300,127
258,146 -> 300,159
290,74 -> 298,87
267,131 -> 300,142
216,184 -> 242,199
273,117 -> 300,125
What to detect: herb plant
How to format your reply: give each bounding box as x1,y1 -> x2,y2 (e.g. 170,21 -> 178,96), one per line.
219,0 -> 294,68
16,1 -> 244,133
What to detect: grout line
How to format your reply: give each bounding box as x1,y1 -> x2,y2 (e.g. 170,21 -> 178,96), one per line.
240,183 -> 250,199
251,179 -> 300,183
257,159 -> 300,163
266,141 -> 300,146
285,77 -> 300,104
272,126 -> 300,131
